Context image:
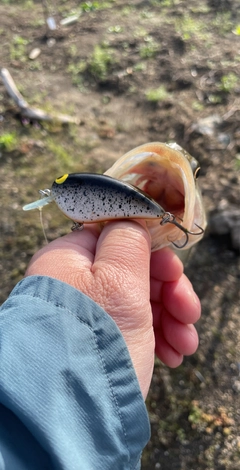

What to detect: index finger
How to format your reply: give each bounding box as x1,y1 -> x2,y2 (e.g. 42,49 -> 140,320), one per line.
150,248 -> 183,283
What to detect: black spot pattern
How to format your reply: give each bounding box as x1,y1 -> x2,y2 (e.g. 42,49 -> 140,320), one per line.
51,174 -> 164,223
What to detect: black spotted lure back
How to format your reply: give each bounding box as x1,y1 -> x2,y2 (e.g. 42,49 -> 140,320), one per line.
23,173 -> 165,222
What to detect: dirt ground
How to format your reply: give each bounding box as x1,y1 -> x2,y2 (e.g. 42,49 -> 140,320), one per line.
0,1 -> 240,469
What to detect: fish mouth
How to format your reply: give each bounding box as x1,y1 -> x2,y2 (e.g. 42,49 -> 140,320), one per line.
120,158 -> 186,220
135,167 -> 184,216
105,142 -> 205,251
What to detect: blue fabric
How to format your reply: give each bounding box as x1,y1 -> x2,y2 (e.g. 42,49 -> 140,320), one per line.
0,276 -> 150,470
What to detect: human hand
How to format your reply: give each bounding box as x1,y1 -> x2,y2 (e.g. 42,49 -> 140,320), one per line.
25,221 -> 200,399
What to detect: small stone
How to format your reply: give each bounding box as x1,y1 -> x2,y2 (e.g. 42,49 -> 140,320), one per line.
232,379 -> 240,393
46,17 -> 57,30
47,38 -> 56,47
29,48 -> 41,60
60,14 -> 80,26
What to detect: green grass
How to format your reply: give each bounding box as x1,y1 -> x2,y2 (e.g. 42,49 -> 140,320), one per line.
80,1 -> 115,12
145,85 -> 171,102
88,44 -> 115,80
67,61 -> 87,88
219,73 -> 238,93
46,140 -> 73,167
235,154 -> 240,170
0,132 -> 18,151
139,36 -> 159,59
67,43 -> 116,85
211,12 -> 234,35
150,0 -> 181,6
10,35 -> 29,61
2,0 -> 33,4
108,25 -> 123,33
174,14 -> 209,41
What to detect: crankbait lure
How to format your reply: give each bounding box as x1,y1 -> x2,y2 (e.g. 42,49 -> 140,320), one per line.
23,172 -> 202,249
23,172 -> 165,220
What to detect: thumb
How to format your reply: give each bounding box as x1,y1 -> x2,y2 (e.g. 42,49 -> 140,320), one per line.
90,220 -> 152,329
92,220 -> 151,289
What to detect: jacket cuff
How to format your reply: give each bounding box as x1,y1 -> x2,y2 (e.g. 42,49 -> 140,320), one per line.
0,276 -> 150,469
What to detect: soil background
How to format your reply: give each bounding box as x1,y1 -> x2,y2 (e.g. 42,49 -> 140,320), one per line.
0,1 -> 239,469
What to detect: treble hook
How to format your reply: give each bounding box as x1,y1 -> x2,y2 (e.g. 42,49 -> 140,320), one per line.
160,212 -> 204,249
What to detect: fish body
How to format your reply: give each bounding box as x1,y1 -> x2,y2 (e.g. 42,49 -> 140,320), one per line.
105,142 -> 206,251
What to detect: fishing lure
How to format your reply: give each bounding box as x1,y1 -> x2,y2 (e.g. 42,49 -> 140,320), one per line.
23,173 -> 202,248
23,172 -> 165,219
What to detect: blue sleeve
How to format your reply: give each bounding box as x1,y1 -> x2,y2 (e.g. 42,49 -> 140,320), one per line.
0,276 -> 150,470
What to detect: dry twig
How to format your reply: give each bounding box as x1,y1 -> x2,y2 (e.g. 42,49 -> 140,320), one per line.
0,68 -> 79,124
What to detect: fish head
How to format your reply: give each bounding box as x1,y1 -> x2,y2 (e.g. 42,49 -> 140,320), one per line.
105,142 -> 207,251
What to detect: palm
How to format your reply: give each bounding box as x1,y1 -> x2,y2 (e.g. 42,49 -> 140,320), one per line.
26,221 -> 200,398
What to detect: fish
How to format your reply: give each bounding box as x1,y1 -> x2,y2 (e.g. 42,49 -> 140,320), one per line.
22,142 -> 206,252
105,142 -> 206,252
